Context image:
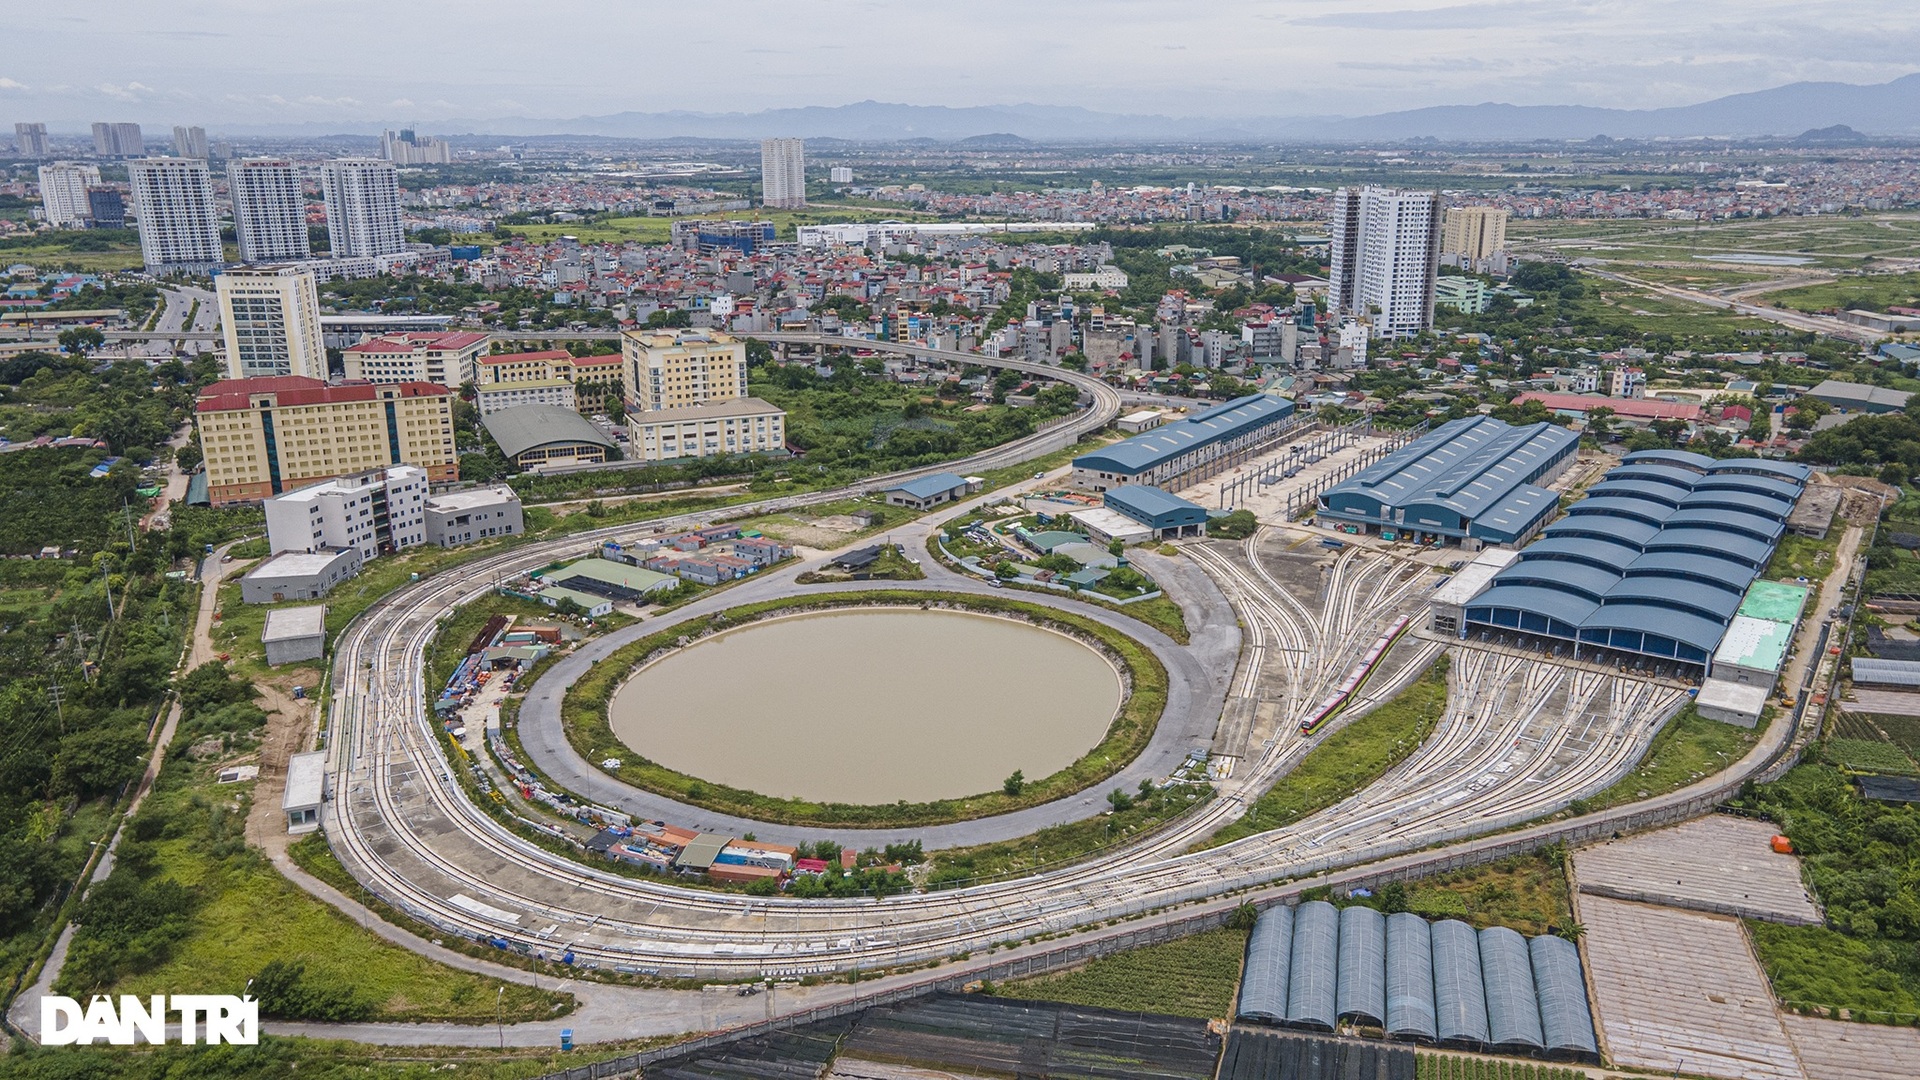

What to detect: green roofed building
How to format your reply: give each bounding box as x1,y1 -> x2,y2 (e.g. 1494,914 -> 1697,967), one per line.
1738,579 -> 1810,626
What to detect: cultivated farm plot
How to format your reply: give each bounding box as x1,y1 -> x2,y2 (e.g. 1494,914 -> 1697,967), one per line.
1511,214 -> 1920,266
1829,713 -> 1920,774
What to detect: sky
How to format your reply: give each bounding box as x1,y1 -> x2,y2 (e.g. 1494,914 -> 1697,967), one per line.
5,0 -> 1920,131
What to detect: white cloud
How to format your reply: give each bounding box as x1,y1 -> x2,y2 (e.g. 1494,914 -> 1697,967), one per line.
0,77 -> 27,91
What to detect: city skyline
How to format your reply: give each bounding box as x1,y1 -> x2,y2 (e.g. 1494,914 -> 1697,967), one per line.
3,1 -> 1919,129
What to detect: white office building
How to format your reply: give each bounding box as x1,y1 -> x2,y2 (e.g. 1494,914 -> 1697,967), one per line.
230,159 -> 311,263
322,158 -> 404,258
15,123 -> 49,159
1327,185 -> 1441,338
91,122 -> 144,157
128,157 -> 224,273
171,125 -> 208,159
36,162 -> 101,227
217,265 -> 327,379
760,138 -> 806,209
263,464 -> 430,561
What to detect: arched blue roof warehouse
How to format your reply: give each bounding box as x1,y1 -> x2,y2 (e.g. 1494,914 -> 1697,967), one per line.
1459,452 -> 1809,669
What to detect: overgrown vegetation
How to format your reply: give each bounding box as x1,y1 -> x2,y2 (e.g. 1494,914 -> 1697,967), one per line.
1413,1056 -> 1588,1080
561,591 -> 1167,828
1577,703 -> 1760,813
1735,764 -> 1920,1022
0,1036 -> 660,1080
988,925 -> 1248,1019
1201,656 -> 1449,849
1395,849 -> 1575,936
54,665 -> 573,1023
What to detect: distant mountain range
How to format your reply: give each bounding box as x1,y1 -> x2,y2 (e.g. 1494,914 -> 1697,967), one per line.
224,74 -> 1920,144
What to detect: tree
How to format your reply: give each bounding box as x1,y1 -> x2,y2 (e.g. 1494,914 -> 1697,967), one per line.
58,327 -> 105,356
1002,770 -> 1024,796
1107,538 -> 1126,557
1107,788 -> 1133,812
994,561 -> 1020,580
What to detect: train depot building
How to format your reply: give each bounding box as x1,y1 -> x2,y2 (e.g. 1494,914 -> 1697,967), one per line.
1429,449 -> 1814,708
1071,393 -> 1297,492
1314,416 -> 1578,549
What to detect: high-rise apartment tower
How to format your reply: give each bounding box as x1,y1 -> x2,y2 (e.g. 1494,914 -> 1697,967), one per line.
230,159 -> 311,263
171,125 -> 209,159
760,138 -> 806,209
37,162 -> 101,227
91,122 -> 144,157
128,157 -> 223,272
1327,186 -> 1441,338
14,123 -> 49,158
321,158 -> 404,258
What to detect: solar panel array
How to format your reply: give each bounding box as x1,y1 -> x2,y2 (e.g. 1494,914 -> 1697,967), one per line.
1237,905 -> 1599,1061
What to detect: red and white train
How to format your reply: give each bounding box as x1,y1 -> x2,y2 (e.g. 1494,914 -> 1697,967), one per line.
1300,613 -> 1414,735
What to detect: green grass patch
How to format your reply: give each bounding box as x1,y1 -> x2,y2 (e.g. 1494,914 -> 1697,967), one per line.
1766,271 -> 1920,315
1200,656 -> 1449,849
1577,703 -> 1762,813
1749,921 -> 1920,1022
59,751 -> 574,1023
562,591 -> 1168,829
1401,850 -> 1574,936
926,785 -> 1214,886
1767,533 -> 1842,586
0,1035 -> 671,1080
988,925 -> 1248,1019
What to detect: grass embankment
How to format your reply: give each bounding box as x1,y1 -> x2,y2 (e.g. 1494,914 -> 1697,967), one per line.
924,533 -> 1192,644
563,591 -> 1167,829
925,786 -> 1214,887
989,926 -> 1249,1019
1736,763 -> 1920,1023
54,673 -> 573,1023
0,1036 -> 669,1080
1397,850 -> 1575,936
1574,703 -> 1760,814
1199,656 -> 1449,850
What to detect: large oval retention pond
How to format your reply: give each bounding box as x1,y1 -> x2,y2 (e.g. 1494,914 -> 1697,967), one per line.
607,608 -> 1125,804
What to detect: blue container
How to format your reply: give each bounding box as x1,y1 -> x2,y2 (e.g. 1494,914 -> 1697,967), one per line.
451,245 -> 482,260
560,1029 -> 573,1051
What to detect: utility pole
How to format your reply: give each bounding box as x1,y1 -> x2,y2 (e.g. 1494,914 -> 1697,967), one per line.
47,680 -> 65,730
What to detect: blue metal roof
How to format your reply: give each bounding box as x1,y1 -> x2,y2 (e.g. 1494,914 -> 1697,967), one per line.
1644,527 -> 1771,568
1709,458 -> 1810,483
1540,516 -> 1660,548
885,471 -> 969,500
1601,578 -> 1743,621
1579,602 -> 1728,653
1564,495 -> 1675,527
1584,479 -> 1687,507
1623,551 -> 1756,592
1471,584 -> 1599,625
1319,416 -> 1577,535
1104,483 -> 1206,522
1606,463 -> 1705,491
1518,535 -> 1645,570
1677,488 -> 1794,519
1692,473 -> 1804,502
1664,507 -> 1783,543
1501,560 -> 1622,601
1621,448 -> 1715,472
1074,393 -> 1294,475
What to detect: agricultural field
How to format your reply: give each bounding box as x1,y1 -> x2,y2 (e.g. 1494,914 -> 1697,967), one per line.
1413,1056 -> 1588,1080
989,925 -> 1249,1019
1511,213 -> 1920,268
1764,270 -> 1920,315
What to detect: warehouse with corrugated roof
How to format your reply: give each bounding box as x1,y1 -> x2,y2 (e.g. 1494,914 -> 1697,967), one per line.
1315,416 -> 1579,548
1072,393 -> 1297,491
1455,450 -> 1811,673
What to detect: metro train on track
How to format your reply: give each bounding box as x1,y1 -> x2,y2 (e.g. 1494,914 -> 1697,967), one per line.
1301,613 -> 1414,734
